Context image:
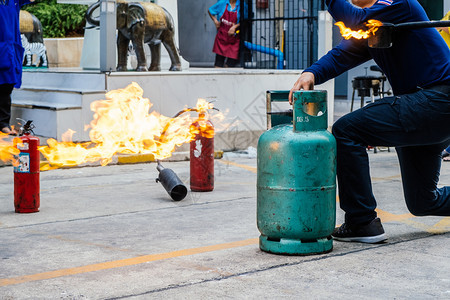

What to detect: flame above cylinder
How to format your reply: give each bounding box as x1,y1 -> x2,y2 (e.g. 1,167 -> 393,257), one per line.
336,19 -> 383,40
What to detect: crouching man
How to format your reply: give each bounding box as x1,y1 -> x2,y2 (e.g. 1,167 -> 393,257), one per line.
290,0 -> 450,243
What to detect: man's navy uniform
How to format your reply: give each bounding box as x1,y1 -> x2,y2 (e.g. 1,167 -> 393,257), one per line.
305,0 -> 450,242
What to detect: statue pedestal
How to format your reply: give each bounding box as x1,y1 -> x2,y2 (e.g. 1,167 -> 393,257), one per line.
76,0 -> 189,70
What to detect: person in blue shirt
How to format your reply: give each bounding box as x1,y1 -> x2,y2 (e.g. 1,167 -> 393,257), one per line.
0,0 -> 33,135
208,0 -> 243,68
289,0 -> 450,243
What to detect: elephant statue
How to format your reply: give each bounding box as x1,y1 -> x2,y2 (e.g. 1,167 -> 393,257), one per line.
20,10 -> 44,44
20,10 -> 48,67
85,0 -> 182,72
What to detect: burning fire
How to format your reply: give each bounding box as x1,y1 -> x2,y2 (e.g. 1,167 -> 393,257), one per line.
335,19 -> 383,40
39,82 -> 219,170
0,132 -> 20,165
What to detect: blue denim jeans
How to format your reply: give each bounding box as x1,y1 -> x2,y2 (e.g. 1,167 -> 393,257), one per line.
332,88 -> 450,225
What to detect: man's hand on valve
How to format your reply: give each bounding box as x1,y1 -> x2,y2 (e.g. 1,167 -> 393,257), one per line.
289,72 -> 315,104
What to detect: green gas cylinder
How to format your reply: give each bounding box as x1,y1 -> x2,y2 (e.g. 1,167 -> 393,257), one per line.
257,90 -> 336,255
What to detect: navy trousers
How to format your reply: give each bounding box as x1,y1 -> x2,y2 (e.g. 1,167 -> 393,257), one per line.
332,88 -> 450,225
0,84 -> 14,129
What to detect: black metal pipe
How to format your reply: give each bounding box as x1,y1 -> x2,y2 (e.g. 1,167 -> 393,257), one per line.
394,20 -> 450,30
156,161 -> 187,201
369,20 -> 450,48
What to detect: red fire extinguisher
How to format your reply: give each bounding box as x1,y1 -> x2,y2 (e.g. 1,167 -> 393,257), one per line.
190,111 -> 214,192
13,120 -> 40,213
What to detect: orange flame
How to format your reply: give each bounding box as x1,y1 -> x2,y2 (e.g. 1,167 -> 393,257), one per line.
0,132 -> 20,165
195,98 -> 214,114
39,82 -> 220,170
335,19 -> 383,40
190,112 -> 215,139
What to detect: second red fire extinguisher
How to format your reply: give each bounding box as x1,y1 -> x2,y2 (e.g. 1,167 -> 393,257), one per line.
13,120 -> 40,213
190,111 -> 214,192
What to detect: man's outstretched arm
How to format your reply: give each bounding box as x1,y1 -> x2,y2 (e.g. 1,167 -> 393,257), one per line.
326,0 -> 408,26
289,38 -> 370,104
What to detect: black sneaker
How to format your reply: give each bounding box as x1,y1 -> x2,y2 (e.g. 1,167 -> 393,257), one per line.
332,218 -> 387,243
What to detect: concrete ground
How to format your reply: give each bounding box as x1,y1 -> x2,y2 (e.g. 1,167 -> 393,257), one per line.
0,99 -> 449,299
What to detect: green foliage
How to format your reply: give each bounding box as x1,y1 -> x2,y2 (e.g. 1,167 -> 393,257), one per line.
23,0 -> 88,38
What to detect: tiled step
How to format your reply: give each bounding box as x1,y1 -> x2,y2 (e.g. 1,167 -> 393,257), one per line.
11,70 -> 108,141
21,70 -> 106,91
12,87 -> 105,108
11,105 -> 83,140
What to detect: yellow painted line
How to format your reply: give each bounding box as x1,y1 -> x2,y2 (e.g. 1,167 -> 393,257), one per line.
338,191 -> 447,233
400,219 -> 438,233
376,209 -> 449,234
431,217 -> 450,229
214,150 -> 224,159
0,238 -> 258,287
428,217 -> 450,234
117,153 -> 155,164
218,159 -> 257,173
41,151 -> 224,169
371,174 -> 402,182
375,209 -> 414,223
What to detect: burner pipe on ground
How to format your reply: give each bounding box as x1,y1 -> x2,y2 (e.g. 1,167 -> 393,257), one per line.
156,161 -> 187,201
